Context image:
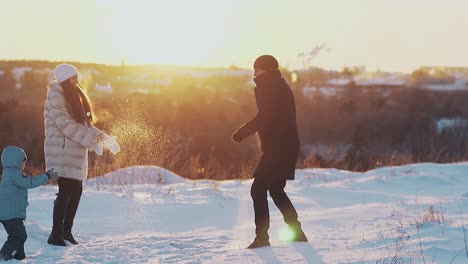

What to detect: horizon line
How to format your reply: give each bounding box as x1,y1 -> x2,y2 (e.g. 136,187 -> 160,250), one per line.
1,58 -> 468,74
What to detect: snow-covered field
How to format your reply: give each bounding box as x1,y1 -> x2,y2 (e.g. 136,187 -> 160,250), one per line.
2,163 -> 468,263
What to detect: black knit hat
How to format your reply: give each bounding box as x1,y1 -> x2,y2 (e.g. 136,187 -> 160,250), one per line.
253,55 -> 278,70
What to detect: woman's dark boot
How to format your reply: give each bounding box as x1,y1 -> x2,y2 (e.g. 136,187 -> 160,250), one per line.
47,227 -> 67,246
64,230 -> 78,245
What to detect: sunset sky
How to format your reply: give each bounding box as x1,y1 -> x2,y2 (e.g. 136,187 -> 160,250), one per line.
1,0 -> 467,72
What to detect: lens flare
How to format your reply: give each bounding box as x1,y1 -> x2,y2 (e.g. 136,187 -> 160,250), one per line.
278,226 -> 296,242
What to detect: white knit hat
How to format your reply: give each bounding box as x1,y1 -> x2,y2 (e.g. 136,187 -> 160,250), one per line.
53,64 -> 80,83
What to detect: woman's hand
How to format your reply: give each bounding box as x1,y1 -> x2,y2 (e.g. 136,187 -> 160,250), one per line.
103,135 -> 120,154
90,143 -> 104,155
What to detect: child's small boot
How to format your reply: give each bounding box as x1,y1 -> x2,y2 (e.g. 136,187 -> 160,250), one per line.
0,252 -> 13,261
13,251 -> 25,260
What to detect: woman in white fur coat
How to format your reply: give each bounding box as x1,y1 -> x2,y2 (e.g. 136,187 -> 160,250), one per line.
44,64 -> 120,246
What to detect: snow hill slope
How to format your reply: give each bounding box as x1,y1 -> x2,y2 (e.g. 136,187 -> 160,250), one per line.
2,163 -> 468,263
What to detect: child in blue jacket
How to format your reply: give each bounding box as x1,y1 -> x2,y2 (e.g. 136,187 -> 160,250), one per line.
0,146 -> 58,261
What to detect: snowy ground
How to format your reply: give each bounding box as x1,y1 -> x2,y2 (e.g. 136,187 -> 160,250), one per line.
2,163 -> 468,263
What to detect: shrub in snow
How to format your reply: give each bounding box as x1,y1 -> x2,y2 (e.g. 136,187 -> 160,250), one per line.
421,206 -> 444,226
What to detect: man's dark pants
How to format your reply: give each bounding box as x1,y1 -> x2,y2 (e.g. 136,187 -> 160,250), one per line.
250,153 -> 301,240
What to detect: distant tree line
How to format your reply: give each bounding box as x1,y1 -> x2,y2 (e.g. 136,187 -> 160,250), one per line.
1,61 -> 468,179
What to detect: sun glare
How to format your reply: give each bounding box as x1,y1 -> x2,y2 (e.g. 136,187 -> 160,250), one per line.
2,0 -> 468,70
100,0 -> 231,66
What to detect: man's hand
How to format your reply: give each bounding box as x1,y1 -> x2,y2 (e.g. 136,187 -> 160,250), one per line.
232,130 -> 243,143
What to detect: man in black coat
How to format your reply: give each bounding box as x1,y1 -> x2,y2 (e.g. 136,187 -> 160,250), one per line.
233,55 -> 308,249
